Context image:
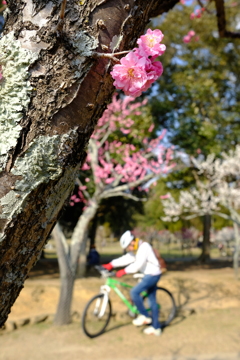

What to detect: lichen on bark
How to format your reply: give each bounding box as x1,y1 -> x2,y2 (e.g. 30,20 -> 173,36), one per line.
0,32 -> 38,169
0,129 -> 78,227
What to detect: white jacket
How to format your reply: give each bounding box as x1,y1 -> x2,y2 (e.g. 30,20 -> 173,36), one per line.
111,241 -> 161,276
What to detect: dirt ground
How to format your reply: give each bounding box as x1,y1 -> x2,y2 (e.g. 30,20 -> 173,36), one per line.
1,262 -> 240,360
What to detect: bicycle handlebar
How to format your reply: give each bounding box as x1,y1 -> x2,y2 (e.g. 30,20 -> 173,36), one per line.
95,265 -> 144,281
95,265 -> 116,278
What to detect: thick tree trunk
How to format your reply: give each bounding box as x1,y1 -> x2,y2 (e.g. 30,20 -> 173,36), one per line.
71,199 -> 99,275
52,223 -> 74,325
53,201 -> 98,325
199,214 -> 211,262
0,0 -> 178,327
54,271 -> 75,325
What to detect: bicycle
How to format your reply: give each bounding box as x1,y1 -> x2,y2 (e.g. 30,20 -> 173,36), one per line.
81,265 -> 176,338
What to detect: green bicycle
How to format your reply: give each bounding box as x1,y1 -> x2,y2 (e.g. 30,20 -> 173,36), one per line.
82,265 -> 176,338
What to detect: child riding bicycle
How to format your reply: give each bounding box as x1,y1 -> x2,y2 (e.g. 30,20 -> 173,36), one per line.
103,230 -> 162,336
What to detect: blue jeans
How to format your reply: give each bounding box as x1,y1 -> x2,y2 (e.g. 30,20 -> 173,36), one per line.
130,274 -> 161,329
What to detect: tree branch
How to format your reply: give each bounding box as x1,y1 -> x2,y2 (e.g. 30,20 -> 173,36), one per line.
101,191 -> 146,201
100,172 -> 154,199
89,139 -> 103,188
149,0 -> 180,18
215,0 -> 240,38
75,178 -> 90,200
52,223 -> 70,267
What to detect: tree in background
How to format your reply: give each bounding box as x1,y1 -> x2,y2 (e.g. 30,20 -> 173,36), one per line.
52,95 -> 175,325
161,146 -> 240,273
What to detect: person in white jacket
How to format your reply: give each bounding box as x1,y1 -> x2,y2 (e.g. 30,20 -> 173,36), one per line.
103,230 -> 162,336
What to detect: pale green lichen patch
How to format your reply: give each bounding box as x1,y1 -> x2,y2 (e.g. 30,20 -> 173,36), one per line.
12,134 -> 63,192
45,166 -> 78,221
69,31 -> 98,57
70,31 -> 98,78
0,130 -> 79,222
0,32 -> 38,166
110,34 -> 123,52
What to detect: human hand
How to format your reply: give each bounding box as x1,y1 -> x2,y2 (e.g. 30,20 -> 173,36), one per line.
102,263 -> 113,271
116,269 -> 126,278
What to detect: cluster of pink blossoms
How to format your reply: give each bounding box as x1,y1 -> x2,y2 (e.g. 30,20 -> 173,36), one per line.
110,29 -> 166,98
180,0 -> 205,19
190,7 -> 205,19
183,30 -> 199,43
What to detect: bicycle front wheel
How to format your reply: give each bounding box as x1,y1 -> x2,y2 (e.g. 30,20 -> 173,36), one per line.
82,294 -> 112,338
156,287 -> 176,327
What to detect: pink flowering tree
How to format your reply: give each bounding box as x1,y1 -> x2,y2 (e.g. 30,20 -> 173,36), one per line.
180,0 -> 240,42
52,95 -> 175,325
161,146 -> 240,275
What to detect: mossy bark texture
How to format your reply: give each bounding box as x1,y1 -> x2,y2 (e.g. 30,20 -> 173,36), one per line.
0,0 -> 178,326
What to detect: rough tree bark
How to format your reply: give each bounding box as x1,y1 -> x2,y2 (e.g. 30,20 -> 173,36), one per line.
0,0 -> 178,327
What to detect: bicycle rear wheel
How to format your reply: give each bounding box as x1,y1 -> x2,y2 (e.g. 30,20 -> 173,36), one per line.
82,294 -> 112,338
156,287 -> 176,327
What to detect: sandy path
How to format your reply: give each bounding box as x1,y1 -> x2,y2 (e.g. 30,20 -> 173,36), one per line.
1,268 -> 240,360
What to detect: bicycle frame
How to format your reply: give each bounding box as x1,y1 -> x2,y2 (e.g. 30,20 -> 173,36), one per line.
100,277 -> 146,315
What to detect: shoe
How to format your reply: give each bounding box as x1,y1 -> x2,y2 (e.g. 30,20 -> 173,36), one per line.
143,326 -> 161,336
132,314 -> 152,326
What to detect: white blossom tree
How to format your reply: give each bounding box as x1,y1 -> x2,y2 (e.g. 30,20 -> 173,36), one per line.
161,146 -> 240,276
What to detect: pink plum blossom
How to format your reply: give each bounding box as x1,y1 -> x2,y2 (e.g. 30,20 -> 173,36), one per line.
141,59 -> 163,92
195,9 -> 202,18
111,51 -> 163,97
120,128 -> 131,134
183,35 -> 191,43
188,30 -> 195,37
105,177 -> 115,184
110,51 -> 148,97
183,30 -> 198,44
82,162 -> 90,170
137,29 -> 166,58
148,123 -> 155,133
111,28 -> 165,97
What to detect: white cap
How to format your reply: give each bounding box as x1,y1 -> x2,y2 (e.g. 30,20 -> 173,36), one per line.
120,230 -> 134,249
